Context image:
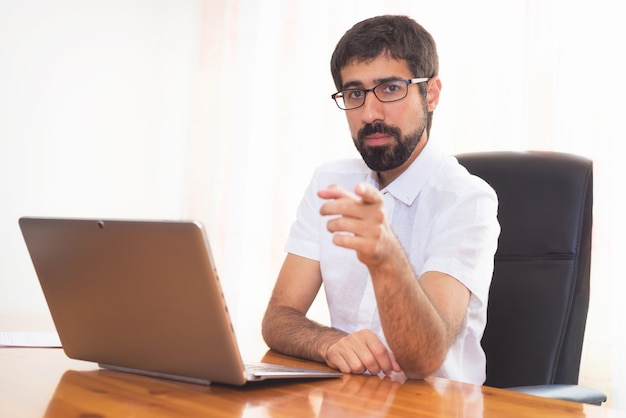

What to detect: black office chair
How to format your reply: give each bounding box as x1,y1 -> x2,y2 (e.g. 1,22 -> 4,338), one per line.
456,151 -> 606,405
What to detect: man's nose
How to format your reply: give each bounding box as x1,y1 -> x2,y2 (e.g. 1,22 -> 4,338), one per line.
360,91 -> 385,124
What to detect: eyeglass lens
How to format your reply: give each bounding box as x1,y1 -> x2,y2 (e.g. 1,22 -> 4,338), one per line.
337,80 -> 409,110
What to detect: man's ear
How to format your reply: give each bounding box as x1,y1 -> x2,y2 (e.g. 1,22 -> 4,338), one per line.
426,76 -> 442,112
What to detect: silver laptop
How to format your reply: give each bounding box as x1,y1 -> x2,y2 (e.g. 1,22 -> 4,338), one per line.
18,217 -> 342,386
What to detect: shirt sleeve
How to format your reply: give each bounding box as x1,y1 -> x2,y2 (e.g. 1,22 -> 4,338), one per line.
284,170 -> 322,261
421,175 -> 500,308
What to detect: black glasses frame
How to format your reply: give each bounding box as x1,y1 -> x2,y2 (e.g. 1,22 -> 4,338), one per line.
331,77 -> 430,110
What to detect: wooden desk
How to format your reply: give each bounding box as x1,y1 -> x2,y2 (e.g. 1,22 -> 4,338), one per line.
0,348 -> 616,417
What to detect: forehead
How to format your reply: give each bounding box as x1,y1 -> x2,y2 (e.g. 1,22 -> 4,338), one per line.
340,55 -> 412,88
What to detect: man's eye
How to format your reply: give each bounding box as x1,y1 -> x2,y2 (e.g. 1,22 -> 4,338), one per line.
381,83 -> 401,94
347,90 -> 364,100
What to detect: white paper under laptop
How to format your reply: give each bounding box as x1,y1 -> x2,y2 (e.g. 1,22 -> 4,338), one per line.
18,217 -> 341,386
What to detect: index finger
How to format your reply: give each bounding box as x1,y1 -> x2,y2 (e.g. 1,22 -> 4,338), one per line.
317,184 -> 359,201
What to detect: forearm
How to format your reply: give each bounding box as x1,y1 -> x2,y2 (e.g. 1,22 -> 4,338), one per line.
378,280 -> 447,378
370,250 -> 455,378
262,303 -> 347,363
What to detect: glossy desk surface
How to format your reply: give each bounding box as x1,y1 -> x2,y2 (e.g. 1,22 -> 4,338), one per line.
0,348 -> 616,417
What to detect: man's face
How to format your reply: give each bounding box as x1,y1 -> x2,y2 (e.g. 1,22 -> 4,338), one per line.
339,55 -> 438,174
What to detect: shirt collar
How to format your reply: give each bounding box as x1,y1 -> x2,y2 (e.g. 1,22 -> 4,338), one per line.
366,140 -> 444,206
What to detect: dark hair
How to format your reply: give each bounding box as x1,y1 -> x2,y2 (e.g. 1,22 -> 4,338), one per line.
330,15 -> 439,90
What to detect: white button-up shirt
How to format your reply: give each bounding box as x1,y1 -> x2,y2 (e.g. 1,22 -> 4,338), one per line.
285,141 -> 500,384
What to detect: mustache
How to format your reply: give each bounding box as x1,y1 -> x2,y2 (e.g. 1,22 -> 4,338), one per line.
357,123 -> 402,142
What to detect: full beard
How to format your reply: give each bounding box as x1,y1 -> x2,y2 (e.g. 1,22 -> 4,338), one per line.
354,121 -> 426,172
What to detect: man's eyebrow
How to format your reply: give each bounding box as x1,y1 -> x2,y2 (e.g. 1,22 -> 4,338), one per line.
342,80 -> 364,89
341,76 -> 406,90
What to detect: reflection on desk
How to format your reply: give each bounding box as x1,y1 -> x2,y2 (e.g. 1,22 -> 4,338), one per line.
0,348 -> 617,418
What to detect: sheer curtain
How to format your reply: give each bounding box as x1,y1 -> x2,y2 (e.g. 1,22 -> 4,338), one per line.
186,0 -> 624,407
1,0 -> 623,410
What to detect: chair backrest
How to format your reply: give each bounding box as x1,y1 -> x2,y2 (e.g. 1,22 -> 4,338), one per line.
456,151 -> 593,388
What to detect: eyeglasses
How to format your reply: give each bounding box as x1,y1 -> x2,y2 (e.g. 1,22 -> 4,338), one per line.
331,77 -> 430,110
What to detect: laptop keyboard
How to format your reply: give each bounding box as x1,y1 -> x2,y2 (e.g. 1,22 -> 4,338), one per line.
245,362 -> 312,373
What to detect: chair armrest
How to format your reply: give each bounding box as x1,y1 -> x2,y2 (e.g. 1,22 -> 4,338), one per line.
507,384 -> 607,405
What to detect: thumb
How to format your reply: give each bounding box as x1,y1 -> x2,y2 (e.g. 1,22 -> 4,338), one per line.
355,182 -> 382,204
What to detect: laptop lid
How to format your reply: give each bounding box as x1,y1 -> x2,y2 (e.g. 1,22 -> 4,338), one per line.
18,217 -> 341,386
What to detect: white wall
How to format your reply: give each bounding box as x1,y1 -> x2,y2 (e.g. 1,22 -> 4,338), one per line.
0,1 -> 200,319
